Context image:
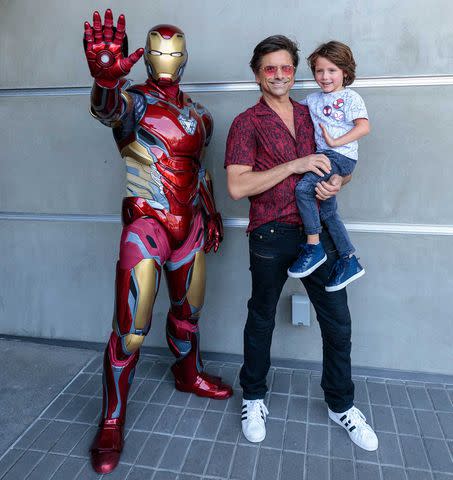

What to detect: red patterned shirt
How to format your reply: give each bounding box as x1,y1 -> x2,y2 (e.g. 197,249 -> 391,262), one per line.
225,97 -> 316,232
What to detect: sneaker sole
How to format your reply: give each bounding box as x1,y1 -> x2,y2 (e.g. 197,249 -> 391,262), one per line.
287,254 -> 327,278
242,428 -> 266,443
325,268 -> 365,292
328,409 -> 378,451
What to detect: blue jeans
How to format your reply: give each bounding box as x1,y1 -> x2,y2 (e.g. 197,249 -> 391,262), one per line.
295,149 -> 356,257
240,222 -> 355,413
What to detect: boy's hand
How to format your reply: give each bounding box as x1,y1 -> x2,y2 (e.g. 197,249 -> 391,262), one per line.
319,123 -> 338,148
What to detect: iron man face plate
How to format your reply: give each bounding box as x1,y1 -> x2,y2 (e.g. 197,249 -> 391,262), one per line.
144,24 -> 188,84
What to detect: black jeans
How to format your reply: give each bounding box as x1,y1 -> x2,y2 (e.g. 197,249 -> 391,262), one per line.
240,221 -> 354,413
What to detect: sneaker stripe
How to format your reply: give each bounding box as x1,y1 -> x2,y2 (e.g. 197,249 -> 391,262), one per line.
328,407 -> 378,451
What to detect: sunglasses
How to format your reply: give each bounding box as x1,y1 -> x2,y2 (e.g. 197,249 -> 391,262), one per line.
260,64 -> 295,76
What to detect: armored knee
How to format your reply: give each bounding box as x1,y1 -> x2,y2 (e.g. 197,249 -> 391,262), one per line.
122,333 -> 145,355
166,312 -> 196,359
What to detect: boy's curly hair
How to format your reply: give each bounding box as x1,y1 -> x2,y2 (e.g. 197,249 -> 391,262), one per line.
307,41 -> 356,86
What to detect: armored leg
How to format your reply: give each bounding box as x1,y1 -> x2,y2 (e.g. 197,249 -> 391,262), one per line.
165,246 -> 232,399
91,219 -> 167,474
90,331 -> 139,474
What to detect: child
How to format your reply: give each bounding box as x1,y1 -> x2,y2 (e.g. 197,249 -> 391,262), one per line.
287,41 -> 369,292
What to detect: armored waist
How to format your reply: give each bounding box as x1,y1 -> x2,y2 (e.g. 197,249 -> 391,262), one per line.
122,196 -> 200,246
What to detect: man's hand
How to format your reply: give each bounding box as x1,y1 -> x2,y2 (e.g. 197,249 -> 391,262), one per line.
84,9 -> 143,88
315,173 -> 344,201
319,123 -> 338,148
290,153 -> 331,177
204,213 -> 224,253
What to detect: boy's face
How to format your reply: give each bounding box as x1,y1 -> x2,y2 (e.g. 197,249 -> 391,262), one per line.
314,56 -> 345,94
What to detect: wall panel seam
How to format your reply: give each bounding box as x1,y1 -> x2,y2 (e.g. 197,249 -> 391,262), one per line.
2,75 -> 453,97
1,212 -> 453,235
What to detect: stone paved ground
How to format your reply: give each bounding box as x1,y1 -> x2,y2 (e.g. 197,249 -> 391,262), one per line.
1,352 -> 452,479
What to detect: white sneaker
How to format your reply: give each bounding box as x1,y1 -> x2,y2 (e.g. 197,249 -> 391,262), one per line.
241,399 -> 269,443
328,406 -> 378,451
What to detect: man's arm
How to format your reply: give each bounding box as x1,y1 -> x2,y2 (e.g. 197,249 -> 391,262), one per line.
227,154 -> 332,200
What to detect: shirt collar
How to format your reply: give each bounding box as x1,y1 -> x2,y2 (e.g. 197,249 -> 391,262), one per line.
254,96 -> 301,116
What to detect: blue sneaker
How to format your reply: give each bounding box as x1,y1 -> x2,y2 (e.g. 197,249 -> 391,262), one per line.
288,243 -> 327,278
325,255 -> 365,292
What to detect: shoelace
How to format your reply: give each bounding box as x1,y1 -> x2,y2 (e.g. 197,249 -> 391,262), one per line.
247,400 -> 269,422
299,243 -> 315,254
342,406 -> 370,433
296,244 -> 318,268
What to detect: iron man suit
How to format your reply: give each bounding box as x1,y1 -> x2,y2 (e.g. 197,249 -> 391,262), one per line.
83,10 -> 232,474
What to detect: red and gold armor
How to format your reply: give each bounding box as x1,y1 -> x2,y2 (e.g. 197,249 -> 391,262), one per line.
83,10 -> 231,474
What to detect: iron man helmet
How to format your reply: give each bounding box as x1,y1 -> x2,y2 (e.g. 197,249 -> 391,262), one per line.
144,24 -> 188,85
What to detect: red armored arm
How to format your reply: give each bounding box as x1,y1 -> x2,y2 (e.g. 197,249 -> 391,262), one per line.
83,9 -> 143,123
199,169 -> 223,253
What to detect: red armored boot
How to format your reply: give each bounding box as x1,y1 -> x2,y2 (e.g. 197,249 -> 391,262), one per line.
167,312 -> 233,399
90,332 -> 139,474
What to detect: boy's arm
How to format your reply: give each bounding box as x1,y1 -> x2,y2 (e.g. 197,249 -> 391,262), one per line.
319,118 -> 370,148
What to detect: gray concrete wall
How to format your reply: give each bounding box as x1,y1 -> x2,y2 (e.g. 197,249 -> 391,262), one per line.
1,0 -> 452,374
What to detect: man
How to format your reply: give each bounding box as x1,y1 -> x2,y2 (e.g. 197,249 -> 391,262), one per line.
83,10 -> 232,474
225,35 -> 378,451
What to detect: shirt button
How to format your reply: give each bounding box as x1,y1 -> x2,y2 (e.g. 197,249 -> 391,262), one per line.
270,229 -> 274,233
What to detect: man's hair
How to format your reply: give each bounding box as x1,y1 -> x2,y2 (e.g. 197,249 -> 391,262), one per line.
250,35 -> 300,74
307,41 -> 356,86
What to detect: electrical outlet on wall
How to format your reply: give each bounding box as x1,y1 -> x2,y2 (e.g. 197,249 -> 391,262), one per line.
291,294 -> 310,326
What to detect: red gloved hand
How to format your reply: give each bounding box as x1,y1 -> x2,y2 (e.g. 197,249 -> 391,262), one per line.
204,213 -> 224,253
83,9 -> 143,88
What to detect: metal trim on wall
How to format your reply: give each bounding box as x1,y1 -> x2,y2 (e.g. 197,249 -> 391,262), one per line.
1,212 -> 453,236
2,75 -> 453,97
224,217 -> 453,235
0,212 -> 121,223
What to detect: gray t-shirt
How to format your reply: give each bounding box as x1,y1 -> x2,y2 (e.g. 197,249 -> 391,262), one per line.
302,89 -> 368,160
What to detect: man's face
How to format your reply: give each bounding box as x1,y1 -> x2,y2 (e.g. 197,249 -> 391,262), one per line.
255,50 -> 295,99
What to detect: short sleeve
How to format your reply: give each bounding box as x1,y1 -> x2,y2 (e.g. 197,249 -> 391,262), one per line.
224,113 -> 257,168
299,97 -> 308,106
346,91 -> 368,121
